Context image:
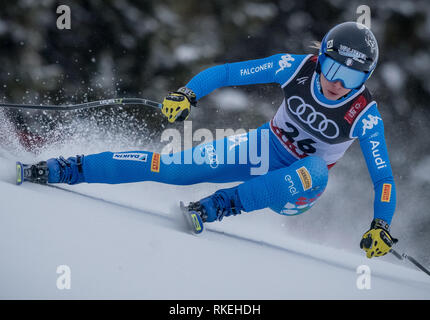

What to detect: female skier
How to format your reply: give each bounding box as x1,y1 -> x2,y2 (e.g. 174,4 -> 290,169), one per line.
20,22 -> 397,258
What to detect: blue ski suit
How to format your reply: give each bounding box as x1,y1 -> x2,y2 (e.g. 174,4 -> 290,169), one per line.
55,54 -> 396,224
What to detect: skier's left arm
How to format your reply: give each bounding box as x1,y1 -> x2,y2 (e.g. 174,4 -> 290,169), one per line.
352,102 -> 398,258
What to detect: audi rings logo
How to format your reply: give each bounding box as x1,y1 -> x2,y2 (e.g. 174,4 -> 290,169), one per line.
287,96 -> 340,139
201,144 -> 219,169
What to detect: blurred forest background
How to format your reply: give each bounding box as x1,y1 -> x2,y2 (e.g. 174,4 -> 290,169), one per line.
0,0 -> 429,265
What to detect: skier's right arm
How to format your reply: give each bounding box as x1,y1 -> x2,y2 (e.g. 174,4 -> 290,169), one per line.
185,53 -> 309,100
161,53 -> 309,122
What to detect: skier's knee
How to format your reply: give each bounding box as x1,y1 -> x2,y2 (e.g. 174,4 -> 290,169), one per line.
298,156 -> 328,190
269,156 -> 328,215
235,156 -> 328,214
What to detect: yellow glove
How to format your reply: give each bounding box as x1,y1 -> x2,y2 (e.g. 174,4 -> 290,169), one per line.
360,219 -> 398,258
161,87 -> 197,123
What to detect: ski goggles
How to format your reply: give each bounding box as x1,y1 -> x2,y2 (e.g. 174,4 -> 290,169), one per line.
319,55 -> 369,89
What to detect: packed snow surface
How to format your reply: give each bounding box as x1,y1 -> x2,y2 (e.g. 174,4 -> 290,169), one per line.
0,152 -> 429,299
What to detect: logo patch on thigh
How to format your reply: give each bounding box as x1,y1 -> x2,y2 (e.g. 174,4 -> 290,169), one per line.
296,166 -> 312,191
151,153 -> 161,173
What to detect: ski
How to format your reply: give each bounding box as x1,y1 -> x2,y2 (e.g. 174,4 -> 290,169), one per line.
179,201 -> 204,234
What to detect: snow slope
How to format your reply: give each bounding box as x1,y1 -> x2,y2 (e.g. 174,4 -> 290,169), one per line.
0,156 -> 430,299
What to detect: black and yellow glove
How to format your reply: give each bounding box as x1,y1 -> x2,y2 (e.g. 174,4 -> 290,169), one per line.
360,218 -> 398,258
161,87 -> 197,123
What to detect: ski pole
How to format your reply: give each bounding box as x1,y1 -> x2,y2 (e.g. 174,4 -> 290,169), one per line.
0,97 -> 163,111
390,248 -> 430,277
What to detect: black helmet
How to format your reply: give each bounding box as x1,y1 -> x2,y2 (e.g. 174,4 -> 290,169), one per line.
319,21 -> 378,72
317,22 -> 379,88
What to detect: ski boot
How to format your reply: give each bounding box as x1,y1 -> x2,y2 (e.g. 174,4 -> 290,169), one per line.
16,155 -> 85,185
16,161 -> 49,185
180,187 -> 244,234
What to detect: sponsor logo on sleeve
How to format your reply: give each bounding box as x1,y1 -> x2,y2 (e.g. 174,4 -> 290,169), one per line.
151,153 -> 161,172
370,140 -> 387,170
275,54 -> 295,74
344,95 -> 367,125
381,183 -> 392,202
112,152 -> 148,162
362,114 -> 382,136
296,166 -> 312,191
240,62 -> 273,76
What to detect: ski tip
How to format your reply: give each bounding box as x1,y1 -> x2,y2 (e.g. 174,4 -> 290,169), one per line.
190,211 -> 204,234
179,201 -> 204,235
16,161 -> 24,185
